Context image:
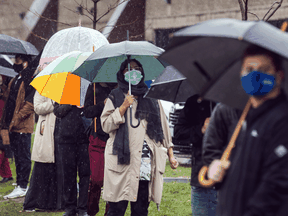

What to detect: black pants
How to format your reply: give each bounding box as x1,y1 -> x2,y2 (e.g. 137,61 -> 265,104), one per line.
59,143 -> 90,215
10,132 -> 31,188
107,181 -> 150,216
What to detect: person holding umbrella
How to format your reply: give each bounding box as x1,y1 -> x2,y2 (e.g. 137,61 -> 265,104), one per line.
1,54 -> 37,199
101,59 -> 178,216
201,45 -> 288,216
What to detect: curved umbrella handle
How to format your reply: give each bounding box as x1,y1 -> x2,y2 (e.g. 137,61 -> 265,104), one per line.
198,165 -> 216,187
130,106 -> 140,128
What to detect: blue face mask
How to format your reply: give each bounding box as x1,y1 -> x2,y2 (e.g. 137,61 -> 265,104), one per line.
241,70 -> 275,96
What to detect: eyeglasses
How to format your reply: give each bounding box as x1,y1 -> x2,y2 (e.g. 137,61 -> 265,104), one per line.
124,66 -> 142,72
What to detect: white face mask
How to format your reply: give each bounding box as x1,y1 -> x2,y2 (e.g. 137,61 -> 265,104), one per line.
124,69 -> 143,85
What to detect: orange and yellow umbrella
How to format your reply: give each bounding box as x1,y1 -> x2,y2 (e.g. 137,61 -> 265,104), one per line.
30,51 -> 91,106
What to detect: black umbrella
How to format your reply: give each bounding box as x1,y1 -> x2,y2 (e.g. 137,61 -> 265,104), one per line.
144,66 -> 195,103
0,34 -> 39,55
160,18 -> 288,110
0,55 -> 17,78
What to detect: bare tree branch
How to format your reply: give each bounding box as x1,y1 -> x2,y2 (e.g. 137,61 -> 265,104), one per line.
244,0 -> 248,20
238,0 -> 246,20
63,5 -> 94,22
263,0 -> 283,21
96,0 -> 128,23
19,2 -> 73,27
248,11 -> 260,20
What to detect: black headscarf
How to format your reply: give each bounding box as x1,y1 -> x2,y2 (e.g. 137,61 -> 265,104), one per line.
108,59 -> 164,164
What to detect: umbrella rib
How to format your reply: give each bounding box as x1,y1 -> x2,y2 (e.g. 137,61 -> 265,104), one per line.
194,61 -> 211,81
173,80 -> 183,103
40,75 -> 52,95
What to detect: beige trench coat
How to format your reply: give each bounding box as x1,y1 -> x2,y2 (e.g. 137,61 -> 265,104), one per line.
31,91 -> 56,163
101,98 -> 173,205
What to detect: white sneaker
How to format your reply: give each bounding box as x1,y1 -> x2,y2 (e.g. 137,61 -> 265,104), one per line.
3,186 -> 28,199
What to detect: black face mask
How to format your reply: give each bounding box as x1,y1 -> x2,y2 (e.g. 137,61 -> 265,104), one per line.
12,63 -> 24,73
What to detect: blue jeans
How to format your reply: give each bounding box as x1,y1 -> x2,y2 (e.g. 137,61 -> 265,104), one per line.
191,186 -> 217,216
9,132 -> 31,188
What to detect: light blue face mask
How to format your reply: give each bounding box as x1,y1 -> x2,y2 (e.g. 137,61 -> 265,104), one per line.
241,70 -> 275,96
124,69 -> 143,85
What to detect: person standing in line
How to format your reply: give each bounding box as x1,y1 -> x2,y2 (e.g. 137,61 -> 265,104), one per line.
101,59 -> 178,216
23,90 -> 64,211
54,103 -> 90,216
84,82 -> 117,216
0,75 -> 13,184
2,54 -> 36,199
174,95 -> 216,216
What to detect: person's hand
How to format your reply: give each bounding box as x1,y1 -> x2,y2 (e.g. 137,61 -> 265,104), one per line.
201,117 -> 210,134
104,98 -> 108,105
207,159 -> 230,182
122,94 -> 135,109
169,156 -> 178,169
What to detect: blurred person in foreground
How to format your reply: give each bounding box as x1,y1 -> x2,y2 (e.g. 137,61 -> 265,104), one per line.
84,82 -> 117,216
1,54 -> 36,199
202,45 -> 288,216
101,59 -> 178,216
174,94 -> 216,216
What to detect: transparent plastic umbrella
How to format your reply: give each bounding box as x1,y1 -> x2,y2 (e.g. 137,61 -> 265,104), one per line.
40,26 -> 109,67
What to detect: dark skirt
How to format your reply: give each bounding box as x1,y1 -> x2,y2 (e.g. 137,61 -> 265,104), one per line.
23,142 -> 64,211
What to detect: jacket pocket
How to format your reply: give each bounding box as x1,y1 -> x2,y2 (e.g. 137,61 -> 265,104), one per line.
106,153 -> 127,173
156,146 -> 167,174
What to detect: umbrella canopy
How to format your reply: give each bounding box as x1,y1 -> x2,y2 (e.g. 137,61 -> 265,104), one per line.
40,26 -> 109,66
0,34 -> 39,55
0,55 -> 17,78
31,51 -> 91,106
0,66 -> 17,78
160,18 -> 288,109
144,66 -> 195,103
72,41 -> 167,83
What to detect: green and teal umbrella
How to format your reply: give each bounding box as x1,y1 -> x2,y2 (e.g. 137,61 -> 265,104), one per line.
72,41 -> 168,83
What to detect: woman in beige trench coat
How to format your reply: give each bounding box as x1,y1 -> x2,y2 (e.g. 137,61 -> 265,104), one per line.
101,59 -> 178,216
23,91 -> 64,211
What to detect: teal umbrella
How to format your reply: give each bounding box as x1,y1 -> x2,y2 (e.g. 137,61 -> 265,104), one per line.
72,41 -> 168,83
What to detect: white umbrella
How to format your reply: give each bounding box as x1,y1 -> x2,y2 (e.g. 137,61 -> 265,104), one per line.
40,26 -> 109,66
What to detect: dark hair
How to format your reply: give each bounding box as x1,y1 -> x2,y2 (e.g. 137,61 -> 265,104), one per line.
15,54 -> 32,63
119,58 -> 143,74
242,45 -> 282,72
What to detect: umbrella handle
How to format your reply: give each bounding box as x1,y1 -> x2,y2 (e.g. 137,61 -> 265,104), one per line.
198,166 -> 216,187
130,107 -> 140,128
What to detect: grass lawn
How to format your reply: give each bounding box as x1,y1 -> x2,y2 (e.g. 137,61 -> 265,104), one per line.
0,131 -> 192,215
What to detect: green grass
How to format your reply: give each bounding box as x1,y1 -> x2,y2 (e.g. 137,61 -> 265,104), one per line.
164,161 -> 191,178
0,129 -> 192,215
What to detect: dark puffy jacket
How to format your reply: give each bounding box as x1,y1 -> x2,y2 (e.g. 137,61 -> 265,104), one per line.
203,93 -> 288,216
53,104 -> 89,144
83,83 -> 116,142
174,95 -> 215,187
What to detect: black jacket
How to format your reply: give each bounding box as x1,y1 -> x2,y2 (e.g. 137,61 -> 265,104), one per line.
174,95 -> 215,187
83,83 -> 117,142
53,104 -> 89,144
203,94 -> 288,216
